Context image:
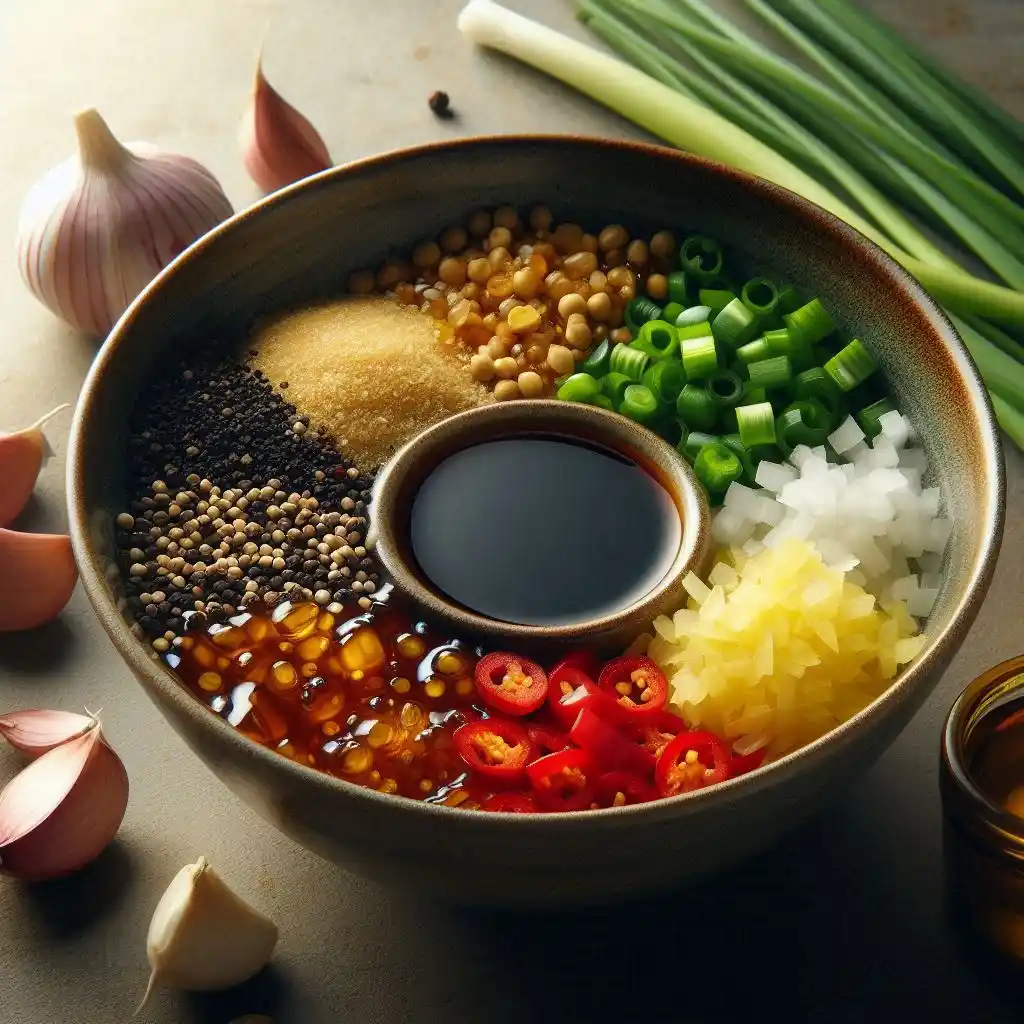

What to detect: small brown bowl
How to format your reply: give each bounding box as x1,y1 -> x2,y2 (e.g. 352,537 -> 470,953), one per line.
370,399 -> 711,654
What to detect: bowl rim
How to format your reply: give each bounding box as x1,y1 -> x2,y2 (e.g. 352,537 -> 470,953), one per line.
67,132 -> 1005,828
370,397 -> 709,642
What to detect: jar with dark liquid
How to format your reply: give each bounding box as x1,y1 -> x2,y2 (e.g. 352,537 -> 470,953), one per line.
940,655 -> 1024,964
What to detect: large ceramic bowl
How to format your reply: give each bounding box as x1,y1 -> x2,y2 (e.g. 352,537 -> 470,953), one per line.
68,136 -> 1004,906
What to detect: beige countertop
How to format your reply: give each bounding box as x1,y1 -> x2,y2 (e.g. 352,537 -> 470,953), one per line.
2,1 -> 1023,1022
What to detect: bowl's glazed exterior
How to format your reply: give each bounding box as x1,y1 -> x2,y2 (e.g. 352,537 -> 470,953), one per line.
68,136 -> 1004,906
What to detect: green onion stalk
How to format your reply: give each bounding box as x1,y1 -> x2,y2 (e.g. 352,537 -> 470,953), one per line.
456,0 -> 1024,327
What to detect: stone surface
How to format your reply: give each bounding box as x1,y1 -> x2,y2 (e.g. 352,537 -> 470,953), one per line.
0,1 -> 1022,1021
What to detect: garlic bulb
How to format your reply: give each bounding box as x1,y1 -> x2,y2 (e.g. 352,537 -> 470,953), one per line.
241,58 -> 332,193
17,108 -> 234,336
140,857 -> 278,1011
0,708 -> 96,759
0,720 -> 128,881
0,529 -> 78,632
0,404 -> 70,527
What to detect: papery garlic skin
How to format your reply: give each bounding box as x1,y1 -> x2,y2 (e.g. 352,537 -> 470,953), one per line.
0,708 -> 96,759
141,857 -> 278,1011
0,404 -> 70,527
0,529 -> 78,631
0,724 -> 128,881
241,59 -> 332,193
17,108 -> 233,337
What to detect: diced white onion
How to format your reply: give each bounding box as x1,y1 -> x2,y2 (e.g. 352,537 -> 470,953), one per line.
714,409 -> 943,623
828,415 -> 865,454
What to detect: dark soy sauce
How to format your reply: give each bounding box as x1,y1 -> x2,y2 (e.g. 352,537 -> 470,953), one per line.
409,437 -> 682,627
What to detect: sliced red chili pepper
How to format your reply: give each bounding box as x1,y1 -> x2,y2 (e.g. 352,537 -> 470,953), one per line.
548,679 -> 620,729
655,730 -> 732,797
454,718 -> 534,782
730,747 -> 767,776
474,652 -> 548,716
569,708 -> 655,777
594,770 -> 657,808
597,655 -> 669,721
551,650 -> 602,681
548,663 -> 595,706
526,723 -> 572,760
626,710 -> 687,761
527,748 -> 596,812
482,792 -> 539,813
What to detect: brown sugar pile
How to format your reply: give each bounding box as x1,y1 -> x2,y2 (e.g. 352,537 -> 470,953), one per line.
248,296 -> 490,470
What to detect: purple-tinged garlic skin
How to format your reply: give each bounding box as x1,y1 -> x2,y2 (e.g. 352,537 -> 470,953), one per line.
240,58 -> 332,193
16,108 -> 233,337
0,724 -> 128,881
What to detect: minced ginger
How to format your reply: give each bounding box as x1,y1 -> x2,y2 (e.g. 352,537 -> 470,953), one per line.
645,537 -> 926,758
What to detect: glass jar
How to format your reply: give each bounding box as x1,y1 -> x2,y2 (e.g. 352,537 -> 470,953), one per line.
940,655 -> 1024,965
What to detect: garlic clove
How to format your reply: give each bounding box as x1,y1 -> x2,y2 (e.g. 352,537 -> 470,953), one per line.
0,529 -> 78,632
0,404 -> 71,527
0,708 -> 97,759
140,857 -> 278,1012
17,108 -> 233,337
0,724 -> 128,881
240,57 -> 332,193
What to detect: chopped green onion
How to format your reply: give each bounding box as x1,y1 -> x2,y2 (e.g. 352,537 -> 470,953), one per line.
601,371 -> 633,406
622,294 -> 663,325
581,338 -> 612,377
736,401 -> 778,447
677,320 -> 714,341
704,369 -> 745,407
783,298 -> 836,345
743,384 -> 768,405
632,319 -> 680,361
620,383 -> 661,424
680,234 -> 725,283
736,338 -> 772,364
741,277 -> 780,318
763,326 -> 814,370
747,354 -> 793,390
680,335 -> 719,380
667,271 -> 690,305
676,304 -> 712,328
856,397 -> 895,439
679,429 -> 718,463
661,301 -> 685,325
643,360 -> 687,404
824,338 -> 878,390
587,393 -> 615,411
609,342 -> 650,381
699,287 -> 738,314
712,297 -> 761,349
776,283 -> 801,313
676,383 -> 719,431
775,398 -> 833,452
785,397 -> 833,430
721,433 -> 778,483
659,417 -> 686,447
792,366 -> 846,425
557,372 -> 601,403
694,441 -> 744,494
729,357 -> 750,381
